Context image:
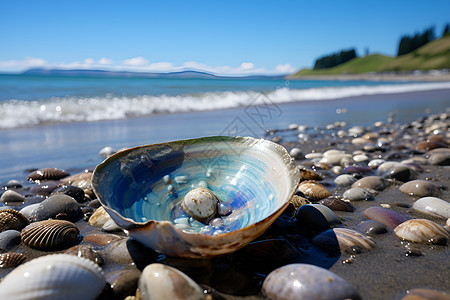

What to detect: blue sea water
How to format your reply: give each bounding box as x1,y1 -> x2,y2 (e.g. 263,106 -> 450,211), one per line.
0,73 -> 449,183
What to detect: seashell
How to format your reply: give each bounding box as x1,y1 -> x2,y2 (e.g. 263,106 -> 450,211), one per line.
51,185 -> 86,202
352,176 -> 388,191
297,180 -> 331,201
377,162 -> 416,182
0,230 -> 21,250
92,136 -> 300,258
65,244 -> 104,265
289,147 -> 303,160
394,219 -> 450,245
299,167 -> 322,181
21,219 -> 80,249
0,254 -> 106,300
60,172 -> 94,195
26,167 -> 69,182
428,152 -> 450,166
295,203 -> 340,232
342,187 -> 374,201
30,194 -> 81,222
334,174 -> 357,187
413,197 -> 450,219
138,263 -> 203,300
318,197 -> 354,212
262,263 -> 360,300
0,252 -> 26,268
290,195 -> 310,211
89,206 -> 112,227
357,220 -> 388,236
0,209 -> 29,232
362,207 -> 411,229
102,218 -> 122,232
313,227 -> 375,253
401,288 -> 450,300
399,180 -> 439,197
1,190 -> 25,203
30,180 -> 59,195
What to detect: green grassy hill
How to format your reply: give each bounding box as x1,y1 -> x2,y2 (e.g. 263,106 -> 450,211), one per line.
290,36 -> 450,77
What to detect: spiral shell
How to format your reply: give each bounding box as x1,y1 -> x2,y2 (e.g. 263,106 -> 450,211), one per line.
0,209 -> 29,232
297,180 -> 331,201
394,219 -> 450,245
21,219 -> 80,249
0,254 -> 106,300
26,168 -> 70,182
0,252 -> 26,268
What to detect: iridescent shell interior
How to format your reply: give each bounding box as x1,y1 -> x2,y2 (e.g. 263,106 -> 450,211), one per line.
93,136 -> 300,258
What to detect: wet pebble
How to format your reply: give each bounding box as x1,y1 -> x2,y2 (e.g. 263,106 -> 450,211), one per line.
64,244 -> 104,265
5,179 -> 22,189
342,187 -> 374,201
428,152 -> 450,166
29,180 -> 59,196
138,263 -> 204,300
318,197 -> 354,212
413,197 -> 450,219
334,174 -> 357,187
357,220 -> 388,236
399,180 -> 440,197
0,230 -> 22,250
262,263 -> 360,300
400,288 -> 450,300
343,165 -> 372,174
377,162 -> 416,182
362,207 -> 411,229
295,204 -> 340,232
30,194 -> 82,222
107,269 -> 141,299
352,176 -> 388,191
51,185 -> 86,202
99,146 -> 116,157
0,190 -> 25,203
289,147 -> 303,160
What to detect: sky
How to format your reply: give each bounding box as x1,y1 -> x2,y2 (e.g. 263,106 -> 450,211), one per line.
1,0 -> 449,75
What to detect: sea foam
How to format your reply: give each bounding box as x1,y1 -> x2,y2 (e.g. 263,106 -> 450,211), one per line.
1,82 -> 449,129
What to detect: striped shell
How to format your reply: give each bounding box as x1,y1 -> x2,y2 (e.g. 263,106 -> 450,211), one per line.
297,180 -> 331,201
0,209 -> 29,232
394,219 -> 450,245
0,254 -> 105,300
299,168 -> 323,181
313,228 -> 375,253
0,253 -> 26,268
21,219 -> 80,249
26,168 -> 70,181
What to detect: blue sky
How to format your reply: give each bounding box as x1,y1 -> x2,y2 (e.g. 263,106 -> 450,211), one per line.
1,0 -> 449,75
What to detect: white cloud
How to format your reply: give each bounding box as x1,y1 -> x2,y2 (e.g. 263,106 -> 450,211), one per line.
122,56 -> 149,66
98,57 -> 113,65
0,56 -> 296,75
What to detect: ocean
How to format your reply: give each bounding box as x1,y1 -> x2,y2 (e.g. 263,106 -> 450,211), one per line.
0,74 -> 449,183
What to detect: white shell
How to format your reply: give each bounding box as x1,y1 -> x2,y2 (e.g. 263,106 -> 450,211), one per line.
0,254 -> 105,300
139,263 -> 203,300
413,197 -> 450,219
394,219 -> 450,244
89,206 -> 112,227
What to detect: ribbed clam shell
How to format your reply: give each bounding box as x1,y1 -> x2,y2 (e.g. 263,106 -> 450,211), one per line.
313,228 -> 375,253
0,254 -> 106,300
138,263 -> 203,300
0,252 -> 26,268
290,195 -> 310,211
0,209 -> 29,232
297,180 -> 331,201
26,168 -> 69,181
21,219 -> 79,249
394,219 -> 450,244
299,168 -> 322,181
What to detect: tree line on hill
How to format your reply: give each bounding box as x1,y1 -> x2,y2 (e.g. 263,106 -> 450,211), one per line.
313,23 -> 450,70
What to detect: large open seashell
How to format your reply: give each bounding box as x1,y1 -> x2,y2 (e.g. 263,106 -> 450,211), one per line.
93,136 -> 300,258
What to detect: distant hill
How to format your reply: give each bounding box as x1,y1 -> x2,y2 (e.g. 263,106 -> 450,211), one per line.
290,36 -> 450,77
21,68 -> 285,80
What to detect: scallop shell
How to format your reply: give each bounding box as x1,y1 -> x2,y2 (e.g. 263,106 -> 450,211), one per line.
26,168 -> 70,182
138,263 -> 203,300
0,252 -> 26,268
92,136 -> 300,258
394,219 -> 450,245
0,209 -> 29,232
21,219 -> 80,249
0,254 -> 106,300
297,180 -> 331,201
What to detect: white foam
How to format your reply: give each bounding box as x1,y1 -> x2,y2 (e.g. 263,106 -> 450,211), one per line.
1,82 -> 449,129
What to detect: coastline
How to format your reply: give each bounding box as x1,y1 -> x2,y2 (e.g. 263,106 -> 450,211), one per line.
287,72 -> 450,82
